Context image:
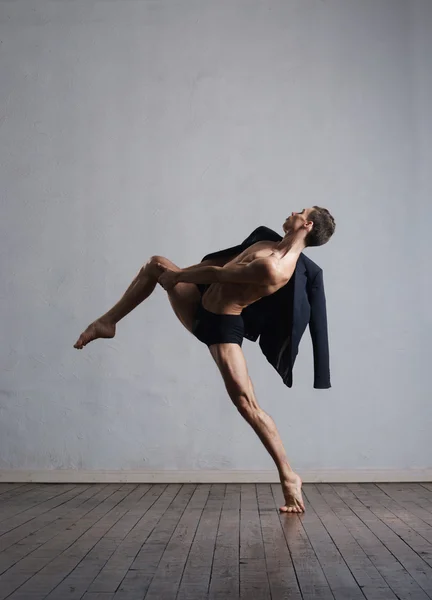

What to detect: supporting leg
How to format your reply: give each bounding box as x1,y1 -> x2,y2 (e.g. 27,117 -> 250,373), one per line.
210,343 -> 305,513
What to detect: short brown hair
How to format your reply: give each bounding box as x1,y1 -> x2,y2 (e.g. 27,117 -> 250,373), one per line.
305,206 -> 336,247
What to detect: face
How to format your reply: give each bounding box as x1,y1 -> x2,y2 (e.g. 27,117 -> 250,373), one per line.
282,208 -> 313,234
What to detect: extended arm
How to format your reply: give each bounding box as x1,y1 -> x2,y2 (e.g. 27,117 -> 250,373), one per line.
181,256 -> 237,272
175,258 -> 279,285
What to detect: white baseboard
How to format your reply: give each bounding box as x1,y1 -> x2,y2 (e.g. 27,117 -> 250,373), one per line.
0,469 -> 431,483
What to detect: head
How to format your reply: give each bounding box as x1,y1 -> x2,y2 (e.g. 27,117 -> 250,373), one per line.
282,206 -> 335,247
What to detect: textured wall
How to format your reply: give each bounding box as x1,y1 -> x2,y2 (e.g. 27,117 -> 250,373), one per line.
0,0 -> 430,472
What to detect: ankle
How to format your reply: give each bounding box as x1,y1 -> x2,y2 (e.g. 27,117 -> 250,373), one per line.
100,314 -> 116,326
279,464 -> 295,482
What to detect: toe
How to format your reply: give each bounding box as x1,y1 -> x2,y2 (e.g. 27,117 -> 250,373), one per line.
280,504 -> 304,514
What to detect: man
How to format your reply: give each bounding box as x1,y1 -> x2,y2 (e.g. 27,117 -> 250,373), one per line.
74,206 -> 336,513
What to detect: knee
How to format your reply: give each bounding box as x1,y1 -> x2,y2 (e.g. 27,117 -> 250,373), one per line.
144,255 -> 165,276
147,255 -> 165,267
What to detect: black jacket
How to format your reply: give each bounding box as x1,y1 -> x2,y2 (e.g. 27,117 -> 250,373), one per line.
201,226 -> 331,389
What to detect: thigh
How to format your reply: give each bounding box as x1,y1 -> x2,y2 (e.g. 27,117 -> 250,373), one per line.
150,255 -> 201,334
209,343 -> 253,400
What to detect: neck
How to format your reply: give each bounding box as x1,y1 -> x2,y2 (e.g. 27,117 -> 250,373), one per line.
275,230 -> 306,257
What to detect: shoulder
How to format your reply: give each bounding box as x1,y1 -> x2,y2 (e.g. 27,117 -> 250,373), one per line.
248,256 -> 277,275
255,256 -> 285,284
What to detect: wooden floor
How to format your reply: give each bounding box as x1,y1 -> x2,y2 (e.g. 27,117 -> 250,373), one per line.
0,483 -> 432,599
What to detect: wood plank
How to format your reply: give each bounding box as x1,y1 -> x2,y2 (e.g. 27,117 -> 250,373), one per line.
239,483 -> 270,600
6,484 -> 139,600
0,484 -> 110,574
0,484 -> 65,508
297,485 -> 365,599
60,483 -> 166,597
111,570 -> 151,600
0,484 -> 92,541
375,483 -> 432,526
207,483 -> 240,600
0,485 -> 56,519
112,484 -> 195,599
45,484 -> 167,600
256,483 -> 302,600
0,484 -> 77,523
128,484 -> 195,570
0,484 -> 41,503
0,484 -> 27,497
376,484 -> 432,525
360,484 -> 432,547
305,484 -> 398,600
0,484 -> 132,600
175,484 -> 225,600
143,484 -> 210,600
330,483 -> 431,600
112,484 -> 221,600
347,485 -> 432,573
408,485 -> 432,503
375,484 -> 432,513
272,483 -> 336,600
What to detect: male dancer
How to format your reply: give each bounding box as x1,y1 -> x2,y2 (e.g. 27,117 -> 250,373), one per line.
74,207 -> 335,513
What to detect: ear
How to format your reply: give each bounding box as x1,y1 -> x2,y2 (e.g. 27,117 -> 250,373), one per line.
304,220 -> 314,233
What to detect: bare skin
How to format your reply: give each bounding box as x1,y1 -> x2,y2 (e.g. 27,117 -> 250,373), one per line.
74,209 -> 315,513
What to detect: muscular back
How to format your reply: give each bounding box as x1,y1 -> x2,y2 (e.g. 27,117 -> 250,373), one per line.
202,241 -> 295,314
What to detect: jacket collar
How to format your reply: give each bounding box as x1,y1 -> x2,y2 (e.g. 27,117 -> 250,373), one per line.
296,253 -> 307,276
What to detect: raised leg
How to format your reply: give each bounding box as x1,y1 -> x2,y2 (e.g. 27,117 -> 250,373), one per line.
209,343 -> 305,513
74,255 -> 201,349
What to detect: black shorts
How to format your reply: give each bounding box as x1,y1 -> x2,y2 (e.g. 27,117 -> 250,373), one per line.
192,300 -> 245,347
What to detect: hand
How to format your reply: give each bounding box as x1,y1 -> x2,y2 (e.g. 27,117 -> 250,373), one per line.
157,264 -> 179,291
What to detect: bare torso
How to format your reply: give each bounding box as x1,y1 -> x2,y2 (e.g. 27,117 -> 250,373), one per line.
201,241 -> 297,314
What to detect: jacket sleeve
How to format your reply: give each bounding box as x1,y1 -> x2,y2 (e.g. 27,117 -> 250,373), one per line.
308,269 -> 331,389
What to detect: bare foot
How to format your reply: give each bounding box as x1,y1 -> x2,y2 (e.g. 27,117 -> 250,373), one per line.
73,319 -> 116,349
280,472 -> 305,514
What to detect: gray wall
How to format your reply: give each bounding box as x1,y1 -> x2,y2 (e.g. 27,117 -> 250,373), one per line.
1,0 -> 430,474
